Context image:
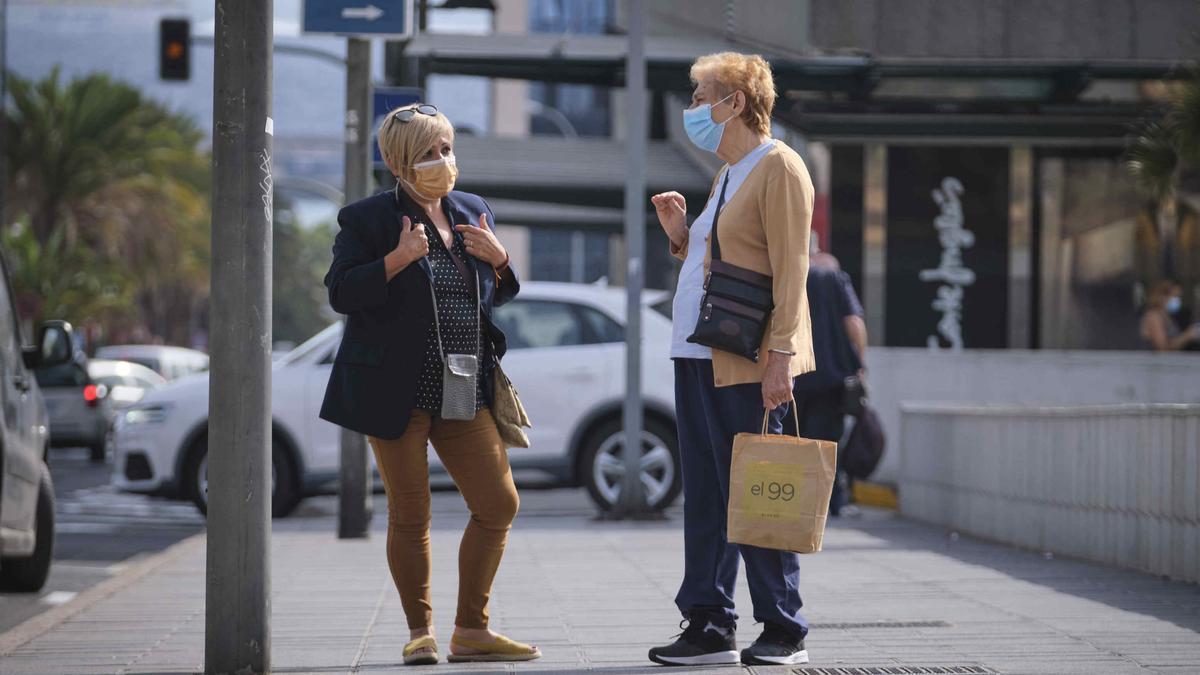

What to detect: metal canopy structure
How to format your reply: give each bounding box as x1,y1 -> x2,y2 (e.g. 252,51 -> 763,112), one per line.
404,33 -> 1185,141
776,100 -> 1150,143
405,32 -> 743,89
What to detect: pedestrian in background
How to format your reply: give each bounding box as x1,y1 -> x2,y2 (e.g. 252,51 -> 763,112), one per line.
792,234 -> 867,517
649,51 -> 815,667
1141,280 -> 1199,351
319,103 -> 539,665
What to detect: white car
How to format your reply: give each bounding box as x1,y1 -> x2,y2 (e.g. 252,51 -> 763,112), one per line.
112,282 -> 681,515
87,360 -> 167,410
94,345 -> 209,381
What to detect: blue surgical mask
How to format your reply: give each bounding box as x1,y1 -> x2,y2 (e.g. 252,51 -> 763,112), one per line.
1167,296 -> 1182,314
683,92 -> 737,153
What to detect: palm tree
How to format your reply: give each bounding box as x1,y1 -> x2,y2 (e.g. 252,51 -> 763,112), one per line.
1127,69 -> 1200,306
2,68 -> 212,342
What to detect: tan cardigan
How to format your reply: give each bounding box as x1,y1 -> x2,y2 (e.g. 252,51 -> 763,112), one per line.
670,141 -> 816,387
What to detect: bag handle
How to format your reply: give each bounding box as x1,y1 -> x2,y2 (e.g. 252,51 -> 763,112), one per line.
761,403 -> 801,436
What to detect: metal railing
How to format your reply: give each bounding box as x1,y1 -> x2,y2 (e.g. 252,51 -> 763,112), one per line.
900,403 -> 1200,583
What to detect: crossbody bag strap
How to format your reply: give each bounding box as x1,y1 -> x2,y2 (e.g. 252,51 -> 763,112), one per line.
709,169 -> 731,262
428,281 -> 446,360
475,262 -> 482,361
426,248 -> 483,363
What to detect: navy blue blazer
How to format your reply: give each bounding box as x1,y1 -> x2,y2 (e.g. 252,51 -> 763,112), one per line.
319,188 -> 520,440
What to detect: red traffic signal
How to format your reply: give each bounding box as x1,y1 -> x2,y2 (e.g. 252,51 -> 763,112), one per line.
160,18 -> 190,81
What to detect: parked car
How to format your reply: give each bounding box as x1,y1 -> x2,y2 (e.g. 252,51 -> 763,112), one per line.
34,352 -> 113,462
94,345 -> 209,381
112,282 -> 681,515
0,294 -> 75,590
87,360 -> 166,410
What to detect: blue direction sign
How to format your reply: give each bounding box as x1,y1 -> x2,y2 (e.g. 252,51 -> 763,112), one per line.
303,1 -> 413,37
372,86 -> 424,168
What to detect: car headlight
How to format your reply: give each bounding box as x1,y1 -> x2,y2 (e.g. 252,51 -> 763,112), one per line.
120,404 -> 172,427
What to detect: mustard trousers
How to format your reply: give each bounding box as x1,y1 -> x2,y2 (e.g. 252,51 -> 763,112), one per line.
368,408 -> 519,629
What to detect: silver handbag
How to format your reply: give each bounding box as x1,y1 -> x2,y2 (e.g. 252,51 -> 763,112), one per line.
429,272 -> 482,421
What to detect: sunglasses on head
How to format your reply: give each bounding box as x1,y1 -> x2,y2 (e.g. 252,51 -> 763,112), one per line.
393,104 -> 439,123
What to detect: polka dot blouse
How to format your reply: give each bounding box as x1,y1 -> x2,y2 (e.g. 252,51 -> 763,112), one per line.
415,223 -> 486,415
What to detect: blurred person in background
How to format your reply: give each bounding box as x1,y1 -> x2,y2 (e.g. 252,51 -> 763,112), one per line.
792,234 -> 867,517
320,103 -> 539,666
1141,280 -> 1199,351
649,52 -> 815,667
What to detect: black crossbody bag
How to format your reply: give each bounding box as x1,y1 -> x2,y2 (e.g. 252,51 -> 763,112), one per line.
686,171 -> 775,362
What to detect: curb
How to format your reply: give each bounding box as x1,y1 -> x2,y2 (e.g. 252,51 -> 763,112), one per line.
0,532 -> 207,656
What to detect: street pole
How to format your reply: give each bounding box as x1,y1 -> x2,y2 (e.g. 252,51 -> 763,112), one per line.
206,1 -> 272,673
338,36 -> 373,540
617,1 -> 647,516
0,0 -> 8,233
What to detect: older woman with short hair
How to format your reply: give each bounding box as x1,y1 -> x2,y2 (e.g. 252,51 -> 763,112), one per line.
649,52 -> 815,667
320,103 -> 539,666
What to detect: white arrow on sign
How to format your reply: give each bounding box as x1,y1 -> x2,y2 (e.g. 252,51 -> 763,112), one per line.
341,5 -> 384,21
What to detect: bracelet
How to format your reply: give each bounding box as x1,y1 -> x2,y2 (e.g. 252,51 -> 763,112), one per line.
768,348 -> 795,356
495,252 -> 510,272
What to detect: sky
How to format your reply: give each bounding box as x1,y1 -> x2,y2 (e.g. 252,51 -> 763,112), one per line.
7,0 -> 492,214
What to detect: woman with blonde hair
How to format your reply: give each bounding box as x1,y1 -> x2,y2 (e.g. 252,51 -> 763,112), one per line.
649,52 -> 815,667
320,103 -> 539,665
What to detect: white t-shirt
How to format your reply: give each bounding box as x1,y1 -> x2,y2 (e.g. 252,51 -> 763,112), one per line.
670,140 -> 777,360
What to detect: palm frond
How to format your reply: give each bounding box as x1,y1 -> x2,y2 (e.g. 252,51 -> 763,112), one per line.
1126,118 -> 1180,200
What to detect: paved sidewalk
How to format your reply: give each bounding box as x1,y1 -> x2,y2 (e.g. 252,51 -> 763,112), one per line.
2,488 -> 1199,674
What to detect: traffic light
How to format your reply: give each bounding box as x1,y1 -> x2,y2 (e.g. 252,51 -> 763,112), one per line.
160,18 -> 190,81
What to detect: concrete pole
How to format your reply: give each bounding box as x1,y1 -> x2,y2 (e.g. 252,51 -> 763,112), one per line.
617,1 -> 647,515
338,37 -> 374,540
0,0 -> 8,233
206,1 -> 272,673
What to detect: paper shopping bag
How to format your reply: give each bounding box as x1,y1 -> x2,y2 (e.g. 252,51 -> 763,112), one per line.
727,409 -> 837,553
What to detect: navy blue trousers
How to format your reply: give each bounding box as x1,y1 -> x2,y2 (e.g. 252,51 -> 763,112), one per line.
672,358 -> 808,638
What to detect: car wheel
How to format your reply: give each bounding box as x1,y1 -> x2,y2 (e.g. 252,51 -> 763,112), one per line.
90,426 -> 114,463
581,416 -> 681,512
185,435 -> 301,518
0,474 -> 55,592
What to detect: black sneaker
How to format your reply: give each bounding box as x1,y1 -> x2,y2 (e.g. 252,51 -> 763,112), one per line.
648,617 -> 739,666
740,622 -> 808,666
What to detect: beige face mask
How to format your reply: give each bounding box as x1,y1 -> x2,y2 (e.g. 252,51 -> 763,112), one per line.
402,154 -> 458,200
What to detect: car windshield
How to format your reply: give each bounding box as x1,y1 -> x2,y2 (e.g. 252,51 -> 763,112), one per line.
650,297 -> 672,320
118,356 -> 161,373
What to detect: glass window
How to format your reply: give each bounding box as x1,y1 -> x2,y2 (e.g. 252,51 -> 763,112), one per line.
1036,152 -> 1155,350
575,305 -> 623,343
650,297 -> 673,320
492,300 -> 587,349
123,357 -> 161,374
530,0 -> 610,34
529,0 -> 613,139
35,361 -> 88,388
528,229 -> 610,282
